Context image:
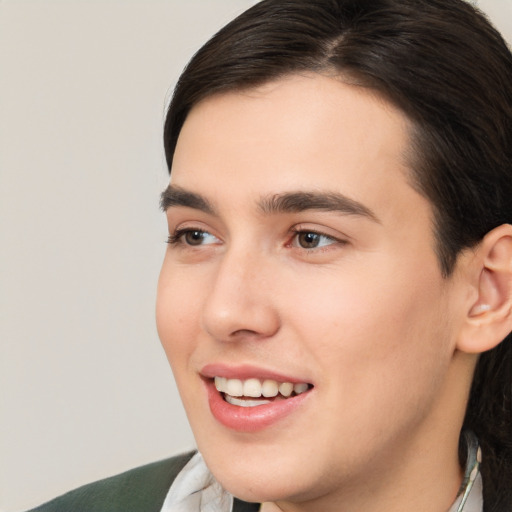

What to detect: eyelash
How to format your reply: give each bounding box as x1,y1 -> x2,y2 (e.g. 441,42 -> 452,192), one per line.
166,228 -> 214,246
288,228 -> 341,250
167,229 -> 187,245
167,227 -> 344,251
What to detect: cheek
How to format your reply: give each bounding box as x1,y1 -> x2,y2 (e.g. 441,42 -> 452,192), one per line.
156,264 -> 202,373
284,260 -> 453,402
156,267 -> 209,433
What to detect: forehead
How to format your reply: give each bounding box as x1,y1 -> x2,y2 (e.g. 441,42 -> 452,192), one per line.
171,73 -> 429,229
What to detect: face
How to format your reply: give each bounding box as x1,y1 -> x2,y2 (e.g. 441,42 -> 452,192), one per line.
157,75 -> 468,507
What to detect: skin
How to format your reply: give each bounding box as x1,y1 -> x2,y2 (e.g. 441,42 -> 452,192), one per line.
156,74 -> 479,512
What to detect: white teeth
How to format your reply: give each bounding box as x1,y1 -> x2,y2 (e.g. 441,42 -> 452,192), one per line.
261,379 -> 279,398
279,382 -> 293,397
225,378 -> 243,397
214,376 -> 226,392
243,378 -> 262,397
214,377 -> 310,399
225,395 -> 271,407
293,383 -> 309,395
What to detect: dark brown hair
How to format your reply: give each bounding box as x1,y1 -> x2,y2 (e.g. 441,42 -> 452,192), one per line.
164,1 -> 512,509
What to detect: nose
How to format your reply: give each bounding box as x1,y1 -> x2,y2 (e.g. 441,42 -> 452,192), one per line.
201,247 -> 281,342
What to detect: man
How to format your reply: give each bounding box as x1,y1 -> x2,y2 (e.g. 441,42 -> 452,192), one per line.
30,0 -> 512,511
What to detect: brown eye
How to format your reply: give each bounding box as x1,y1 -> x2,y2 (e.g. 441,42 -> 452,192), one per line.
167,229 -> 220,247
184,230 -> 207,246
297,232 -> 322,249
292,230 -> 339,250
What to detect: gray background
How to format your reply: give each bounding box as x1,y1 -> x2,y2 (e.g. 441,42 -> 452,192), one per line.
1,1 -> 510,511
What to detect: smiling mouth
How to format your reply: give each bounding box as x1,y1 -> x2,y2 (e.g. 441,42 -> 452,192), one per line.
214,376 -> 313,408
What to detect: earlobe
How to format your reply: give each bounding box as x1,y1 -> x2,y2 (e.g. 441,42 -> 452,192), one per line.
457,224 -> 512,354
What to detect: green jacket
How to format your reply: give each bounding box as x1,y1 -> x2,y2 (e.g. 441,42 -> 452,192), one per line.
28,452 -> 259,512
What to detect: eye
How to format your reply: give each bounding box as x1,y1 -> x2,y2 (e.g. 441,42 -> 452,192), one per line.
292,230 -> 337,249
167,228 -> 220,246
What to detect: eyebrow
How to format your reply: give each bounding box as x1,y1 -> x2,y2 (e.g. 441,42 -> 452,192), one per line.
259,191 -> 379,222
160,185 -> 379,223
160,185 -> 215,214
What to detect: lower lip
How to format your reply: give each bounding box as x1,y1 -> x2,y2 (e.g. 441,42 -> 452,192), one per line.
205,379 -> 311,432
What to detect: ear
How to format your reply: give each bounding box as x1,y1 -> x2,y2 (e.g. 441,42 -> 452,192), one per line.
457,224 -> 512,354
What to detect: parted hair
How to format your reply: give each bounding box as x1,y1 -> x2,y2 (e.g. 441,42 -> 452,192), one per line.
163,1 -> 512,510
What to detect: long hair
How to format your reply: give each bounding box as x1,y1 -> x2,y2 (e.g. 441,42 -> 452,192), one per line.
164,1 -> 512,509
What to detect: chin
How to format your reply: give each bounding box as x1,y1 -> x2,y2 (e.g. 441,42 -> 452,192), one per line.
196,435 -> 326,505
213,466 -> 308,504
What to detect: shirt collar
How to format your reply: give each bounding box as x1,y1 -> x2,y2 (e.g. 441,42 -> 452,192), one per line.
449,431 -> 483,512
160,452 -> 232,512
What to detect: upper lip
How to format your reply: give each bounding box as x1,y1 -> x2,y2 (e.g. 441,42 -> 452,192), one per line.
200,363 -> 312,384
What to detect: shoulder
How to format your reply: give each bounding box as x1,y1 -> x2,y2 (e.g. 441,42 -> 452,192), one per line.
26,451 -> 196,512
